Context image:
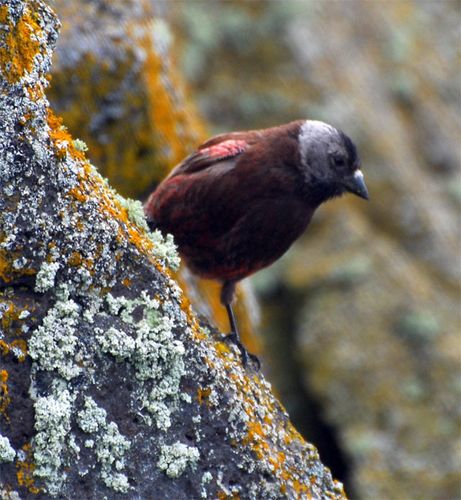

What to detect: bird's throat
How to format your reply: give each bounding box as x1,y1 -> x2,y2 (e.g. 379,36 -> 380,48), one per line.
302,178 -> 344,207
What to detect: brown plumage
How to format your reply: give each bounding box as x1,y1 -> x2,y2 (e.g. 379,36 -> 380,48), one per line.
145,120 -> 369,367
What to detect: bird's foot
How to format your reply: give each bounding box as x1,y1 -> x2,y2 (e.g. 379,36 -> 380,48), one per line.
222,332 -> 261,370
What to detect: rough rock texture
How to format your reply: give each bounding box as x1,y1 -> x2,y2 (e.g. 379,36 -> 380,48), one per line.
0,1 -> 345,498
175,2 -> 461,498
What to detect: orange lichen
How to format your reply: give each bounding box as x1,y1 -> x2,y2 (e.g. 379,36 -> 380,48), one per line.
0,338 -> 27,362
0,5 -> 42,83
292,478 -> 310,495
45,107 -> 174,279
67,251 -> 83,267
67,185 -> 89,204
0,369 -> 11,421
221,368 -> 318,495
197,387 -> 212,406
18,112 -> 33,126
16,443 -> 40,494
177,292 -> 206,342
0,249 -> 12,283
1,303 -> 16,330
215,342 -> 231,357
0,340 -> 9,357
0,301 -> 31,344
140,30 -> 205,179
26,79 -> 45,102
122,277 -> 132,287
217,492 -> 240,500
47,109 -> 87,162
242,421 -> 270,460
49,50 -> 161,198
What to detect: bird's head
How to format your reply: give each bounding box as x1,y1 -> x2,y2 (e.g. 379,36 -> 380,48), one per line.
298,120 -> 369,201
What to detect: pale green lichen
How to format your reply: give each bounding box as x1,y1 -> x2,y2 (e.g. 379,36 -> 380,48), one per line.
100,470 -> 130,495
96,291 -> 186,431
0,489 -> 21,500
0,435 -> 16,463
396,311 -> 440,343
72,138 -> 88,152
77,397 -> 107,433
157,442 -> 200,478
148,229 -> 180,271
96,326 -> 136,361
200,471 -> 213,498
28,297 -> 81,380
116,196 -> 150,232
34,261 -> 60,293
116,195 -> 180,271
18,310 -> 30,320
77,397 -> 131,493
33,388 -> 75,496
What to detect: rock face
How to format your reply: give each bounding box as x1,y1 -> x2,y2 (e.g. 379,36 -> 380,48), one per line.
0,1 -> 345,498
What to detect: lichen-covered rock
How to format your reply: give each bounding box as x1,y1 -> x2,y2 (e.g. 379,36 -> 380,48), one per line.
49,0 -> 205,200
0,1 -> 345,498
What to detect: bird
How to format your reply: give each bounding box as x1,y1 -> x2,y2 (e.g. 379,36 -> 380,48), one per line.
144,119 -> 369,368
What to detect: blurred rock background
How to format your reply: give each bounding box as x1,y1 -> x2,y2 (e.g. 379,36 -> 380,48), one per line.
48,1 -> 460,498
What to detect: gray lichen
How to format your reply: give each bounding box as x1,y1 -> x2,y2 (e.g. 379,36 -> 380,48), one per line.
157,442 -> 200,478
116,196 -> 150,232
72,138 -> 88,152
97,291 -> 187,431
96,326 -> 136,361
117,196 -> 181,271
200,471 -> 213,498
77,397 -> 131,493
147,230 -> 181,271
0,435 -> 16,463
28,297 -> 81,380
0,488 -> 21,500
33,387 -> 75,496
34,261 -> 60,293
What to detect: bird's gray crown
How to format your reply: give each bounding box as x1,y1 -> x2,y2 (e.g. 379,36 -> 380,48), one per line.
299,120 -> 341,170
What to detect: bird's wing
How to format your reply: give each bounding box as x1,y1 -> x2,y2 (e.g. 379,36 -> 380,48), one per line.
168,133 -> 259,177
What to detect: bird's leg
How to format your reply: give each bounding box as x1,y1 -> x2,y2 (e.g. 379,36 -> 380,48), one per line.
220,281 -> 260,370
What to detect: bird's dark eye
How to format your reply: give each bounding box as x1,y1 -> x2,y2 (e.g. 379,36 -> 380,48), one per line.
332,155 -> 346,169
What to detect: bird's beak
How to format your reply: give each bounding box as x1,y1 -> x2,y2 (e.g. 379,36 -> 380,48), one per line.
343,170 -> 369,200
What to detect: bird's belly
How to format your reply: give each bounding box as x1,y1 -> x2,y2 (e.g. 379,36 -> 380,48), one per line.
178,201 -> 313,282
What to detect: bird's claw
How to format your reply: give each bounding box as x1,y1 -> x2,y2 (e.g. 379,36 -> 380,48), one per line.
222,332 -> 261,370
